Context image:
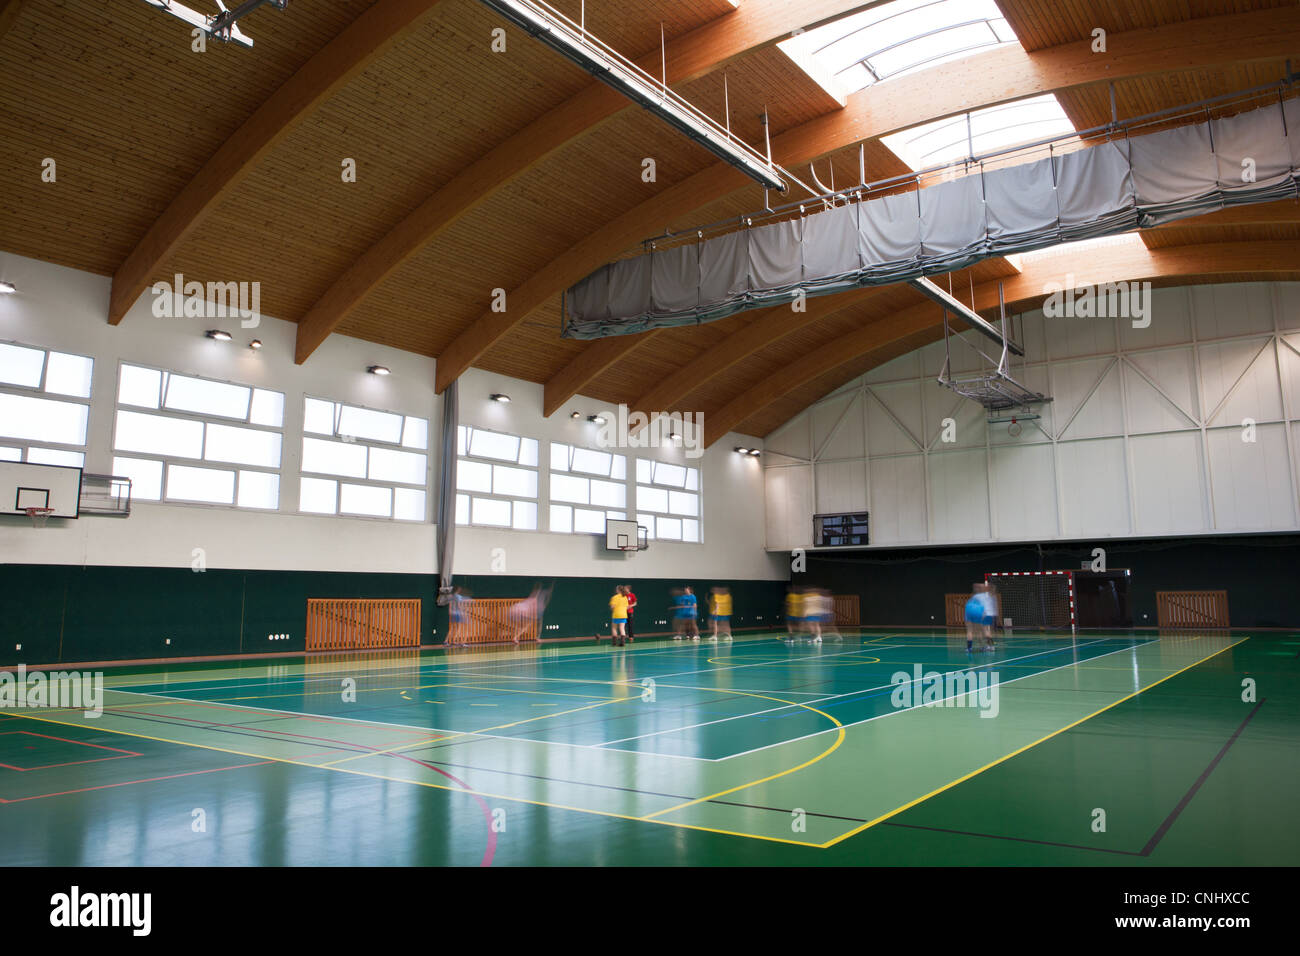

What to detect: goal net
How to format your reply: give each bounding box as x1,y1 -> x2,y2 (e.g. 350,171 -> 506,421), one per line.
984,571 -> 1076,632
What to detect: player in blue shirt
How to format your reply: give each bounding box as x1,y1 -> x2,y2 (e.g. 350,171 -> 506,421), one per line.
673,586 -> 700,641
964,583 -> 998,653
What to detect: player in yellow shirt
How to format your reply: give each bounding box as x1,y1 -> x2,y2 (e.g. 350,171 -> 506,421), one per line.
609,586 -> 630,647
709,587 -> 733,641
785,587 -> 805,642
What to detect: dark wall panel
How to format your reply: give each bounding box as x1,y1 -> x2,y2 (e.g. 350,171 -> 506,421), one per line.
793,534 -> 1300,628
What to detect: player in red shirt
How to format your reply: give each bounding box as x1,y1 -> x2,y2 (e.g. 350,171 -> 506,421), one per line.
624,585 -> 637,643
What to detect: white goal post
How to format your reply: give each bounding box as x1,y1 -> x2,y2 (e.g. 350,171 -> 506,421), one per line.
984,570 -> 1077,633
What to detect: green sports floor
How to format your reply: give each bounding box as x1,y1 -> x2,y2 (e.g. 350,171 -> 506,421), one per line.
0,630 -> 1295,866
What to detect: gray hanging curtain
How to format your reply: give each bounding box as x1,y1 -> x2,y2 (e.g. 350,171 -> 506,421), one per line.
561,96 -> 1300,340
435,378 -> 458,604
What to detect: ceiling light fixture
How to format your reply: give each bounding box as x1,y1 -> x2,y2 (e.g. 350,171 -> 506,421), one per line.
205,329 -> 232,341
367,365 -> 390,376
249,339 -> 263,350
749,449 -> 761,457
588,414 -> 606,425
490,393 -> 511,403
735,446 -> 749,454
0,281 -> 15,294
570,411 -> 582,419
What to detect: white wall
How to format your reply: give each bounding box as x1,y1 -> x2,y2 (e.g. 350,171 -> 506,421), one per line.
0,252 -> 784,581
765,281 -> 1300,550
455,367 -> 785,580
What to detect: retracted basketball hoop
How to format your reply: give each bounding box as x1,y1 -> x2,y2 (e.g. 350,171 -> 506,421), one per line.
25,506 -> 54,528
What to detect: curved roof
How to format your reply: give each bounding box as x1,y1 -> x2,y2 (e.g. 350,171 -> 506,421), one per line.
0,0 -> 1296,442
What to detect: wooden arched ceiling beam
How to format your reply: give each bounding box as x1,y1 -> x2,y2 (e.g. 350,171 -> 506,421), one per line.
544,157 -> 1300,419
0,1 -> 24,42
107,0 -> 449,327
703,240 -> 1300,446
548,285 -> 896,421
444,4 -> 1300,398
291,0 -> 885,364
629,199 -> 1300,424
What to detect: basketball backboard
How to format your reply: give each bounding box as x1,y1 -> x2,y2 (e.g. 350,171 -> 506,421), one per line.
605,518 -> 648,551
0,461 -> 82,518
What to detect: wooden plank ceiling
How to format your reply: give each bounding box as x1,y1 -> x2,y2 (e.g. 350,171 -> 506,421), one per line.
0,0 -> 1297,443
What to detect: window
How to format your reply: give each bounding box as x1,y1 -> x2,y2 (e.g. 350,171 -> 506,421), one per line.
549,441 -> 628,534
779,0 -> 1018,98
112,362 -> 284,509
879,93 -> 1075,171
0,340 -> 93,468
455,425 -> 538,530
300,397 -> 429,521
636,458 -> 701,542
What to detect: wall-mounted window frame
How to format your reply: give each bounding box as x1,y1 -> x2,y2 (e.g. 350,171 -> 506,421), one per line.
455,424 -> 540,530
0,339 -> 94,469
111,361 -> 285,510
548,441 -> 629,534
635,458 -> 702,543
299,395 -> 430,522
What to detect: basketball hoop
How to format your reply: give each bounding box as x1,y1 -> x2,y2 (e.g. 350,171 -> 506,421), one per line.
25,507 -> 54,528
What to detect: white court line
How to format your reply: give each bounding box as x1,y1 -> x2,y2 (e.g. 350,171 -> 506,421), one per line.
594,636 -> 1126,747
106,634 -> 909,697
101,633 -> 791,695
98,686 -> 715,762
716,638 -> 1161,762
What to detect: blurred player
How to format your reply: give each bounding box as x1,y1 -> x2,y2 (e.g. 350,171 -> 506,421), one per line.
609,585 -> 629,647
624,584 -> 637,642
674,585 -> 700,640
708,586 -> 732,641
964,583 -> 998,652
806,588 -> 837,643
508,583 -> 552,645
784,586 -> 806,642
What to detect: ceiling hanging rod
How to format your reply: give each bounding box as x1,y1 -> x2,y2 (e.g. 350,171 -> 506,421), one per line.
912,277 -> 1024,357
475,0 -> 788,192
139,0 -> 286,48
643,76 -> 1300,247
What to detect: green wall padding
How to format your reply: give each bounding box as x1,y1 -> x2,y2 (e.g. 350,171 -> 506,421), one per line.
0,565 -> 786,666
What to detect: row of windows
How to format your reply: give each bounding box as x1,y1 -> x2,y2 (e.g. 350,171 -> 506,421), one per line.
456,435 -> 701,542
1,341 -> 704,536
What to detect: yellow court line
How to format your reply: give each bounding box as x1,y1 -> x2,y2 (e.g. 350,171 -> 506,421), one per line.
816,636 -> 1251,848
0,707 -> 823,849
641,693 -> 845,821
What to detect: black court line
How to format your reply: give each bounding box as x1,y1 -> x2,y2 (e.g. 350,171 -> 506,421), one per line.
881,698 -> 1267,857
881,820 -> 1141,856
1138,697 -> 1265,856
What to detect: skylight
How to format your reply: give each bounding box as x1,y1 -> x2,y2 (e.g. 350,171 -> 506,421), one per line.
1018,233 -> 1147,264
879,94 -> 1077,171
780,0 -> 1018,98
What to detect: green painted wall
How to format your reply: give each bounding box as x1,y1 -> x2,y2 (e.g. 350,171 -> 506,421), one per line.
0,565 -> 786,666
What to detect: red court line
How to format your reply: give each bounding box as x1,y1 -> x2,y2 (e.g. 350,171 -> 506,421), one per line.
99,705 -> 447,754
0,730 -> 142,770
101,696 -> 438,737
0,760 -> 274,804
0,730 -> 142,754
